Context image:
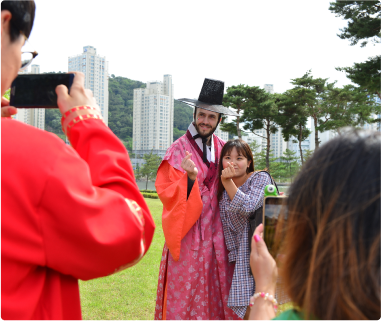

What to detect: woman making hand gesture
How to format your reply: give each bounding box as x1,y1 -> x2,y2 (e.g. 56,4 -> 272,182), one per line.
218,139 -> 271,319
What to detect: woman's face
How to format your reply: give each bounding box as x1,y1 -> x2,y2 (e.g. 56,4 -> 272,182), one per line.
222,147 -> 251,177
1,11 -> 25,96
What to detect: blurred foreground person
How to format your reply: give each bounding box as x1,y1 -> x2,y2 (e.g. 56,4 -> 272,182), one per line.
1,1 -> 155,319
249,130 -> 380,320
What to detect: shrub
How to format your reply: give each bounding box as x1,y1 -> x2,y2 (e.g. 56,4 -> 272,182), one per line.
141,192 -> 159,199
140,190 -> 157,194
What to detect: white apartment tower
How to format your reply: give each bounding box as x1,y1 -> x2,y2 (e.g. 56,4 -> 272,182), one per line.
13,65 -> 45,130
214,126 -> 229,141
264,84 -> 274,94
31,64 -> 40,74
68,46 -> 109,125
133,75 -> 174,158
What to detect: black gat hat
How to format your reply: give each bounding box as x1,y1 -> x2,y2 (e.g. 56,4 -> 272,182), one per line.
177,78 -> 239,117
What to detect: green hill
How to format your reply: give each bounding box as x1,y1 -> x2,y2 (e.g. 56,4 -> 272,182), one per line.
45,75 -> 194,149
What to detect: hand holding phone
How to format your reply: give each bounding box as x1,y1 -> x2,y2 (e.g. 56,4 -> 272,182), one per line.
1,97 -> 17,118
250,224 -> 277,294
9,72 -> 99,116
56,72 -> 99,115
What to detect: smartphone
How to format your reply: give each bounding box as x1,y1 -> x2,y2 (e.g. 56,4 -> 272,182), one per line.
10,73 -> 75,108
262,196 -> 288,258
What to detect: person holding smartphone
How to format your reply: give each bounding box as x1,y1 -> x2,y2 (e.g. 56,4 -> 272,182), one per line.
218,139 -> 271,319
1,1 -> 155,319
249,130 -> 380,320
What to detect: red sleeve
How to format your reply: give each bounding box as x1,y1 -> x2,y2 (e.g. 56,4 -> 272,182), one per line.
39,119 -> 155,280
155,160 -> 203,261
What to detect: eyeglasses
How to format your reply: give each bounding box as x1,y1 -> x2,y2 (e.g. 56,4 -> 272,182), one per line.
20,51 -> 38,71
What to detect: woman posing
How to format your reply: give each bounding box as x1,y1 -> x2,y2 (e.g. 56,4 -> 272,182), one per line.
218,139 -> 271,319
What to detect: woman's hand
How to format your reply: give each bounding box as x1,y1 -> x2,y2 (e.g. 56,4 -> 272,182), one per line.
250,224 -> 277,294
56,72 -> 99,115
221,162 -> 235,181
1,97 -> 17,117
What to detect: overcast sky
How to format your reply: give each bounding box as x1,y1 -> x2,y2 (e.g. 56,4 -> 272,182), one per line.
29,0 -> 379,99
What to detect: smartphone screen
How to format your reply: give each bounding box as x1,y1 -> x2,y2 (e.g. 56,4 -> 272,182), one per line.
263,196 -> 287,258
10,74 -> 74,108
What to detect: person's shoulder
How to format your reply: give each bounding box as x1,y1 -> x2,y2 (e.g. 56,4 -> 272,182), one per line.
165,134 -> 191,155
249,171 -> 272,184
162,135 -> 189,166
2,118 -> 68,159
3,117 -> 62,138
249,170 -> 268,179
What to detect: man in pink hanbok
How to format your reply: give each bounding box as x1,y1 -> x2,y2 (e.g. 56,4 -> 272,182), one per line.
154,79 -> 240,320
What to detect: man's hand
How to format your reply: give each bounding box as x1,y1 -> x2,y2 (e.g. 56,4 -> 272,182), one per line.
221,162 -> 236,180
181,151 -> 198,181
1,97 -> 17,118
56,72 -> 99,115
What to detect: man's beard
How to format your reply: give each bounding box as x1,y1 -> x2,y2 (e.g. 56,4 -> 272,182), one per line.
193,121 -> 219,139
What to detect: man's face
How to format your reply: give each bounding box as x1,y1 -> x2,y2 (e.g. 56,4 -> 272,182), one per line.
194,108 -> 220,138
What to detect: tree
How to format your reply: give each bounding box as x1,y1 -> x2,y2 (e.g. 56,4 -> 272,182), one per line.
330,1 -> 381,98
174,100 -> 193,131
287,71 -> 335,150
279,149 -> 300,182
220,84 -> 250,138
255,148 -> 288,180
249,140 -> 262,155
45,109 -> 62,134
173,128 -> 186,141
135,151 -> 162,190
328,1 -> 380,47
241,87 -> 282,169
320,84 -> 380,130
276,91 -> 311,164
303,149 -> 314,163
336,56 -> 381,99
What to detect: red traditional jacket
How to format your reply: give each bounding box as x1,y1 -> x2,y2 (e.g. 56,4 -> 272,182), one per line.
1,117 -> 155,320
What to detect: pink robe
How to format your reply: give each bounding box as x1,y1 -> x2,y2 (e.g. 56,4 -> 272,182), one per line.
154,131 -> 239,320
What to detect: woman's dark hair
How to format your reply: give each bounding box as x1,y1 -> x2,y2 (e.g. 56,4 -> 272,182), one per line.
217,139 -> 255,201
1,1 -> 35,41
277,129 -> 380,320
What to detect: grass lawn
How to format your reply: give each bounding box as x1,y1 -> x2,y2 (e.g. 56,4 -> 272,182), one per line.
79,197 -> 292,320
79,198 -> 164,320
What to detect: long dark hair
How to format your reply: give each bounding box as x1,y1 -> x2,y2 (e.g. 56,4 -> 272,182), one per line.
1,1 -> 36,41
217,139 -> 255,201
277,129 -> 380,320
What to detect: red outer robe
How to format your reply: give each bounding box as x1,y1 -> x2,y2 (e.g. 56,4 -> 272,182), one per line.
1,118 -> 155,320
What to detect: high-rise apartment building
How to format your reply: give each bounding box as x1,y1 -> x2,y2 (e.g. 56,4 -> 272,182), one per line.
133,75 -> 174,158
31,64 -> 40,74
264,84 -> 274,94
13,65 -> 45,130
214,126 -> 229,141
68,46 -> 109,125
